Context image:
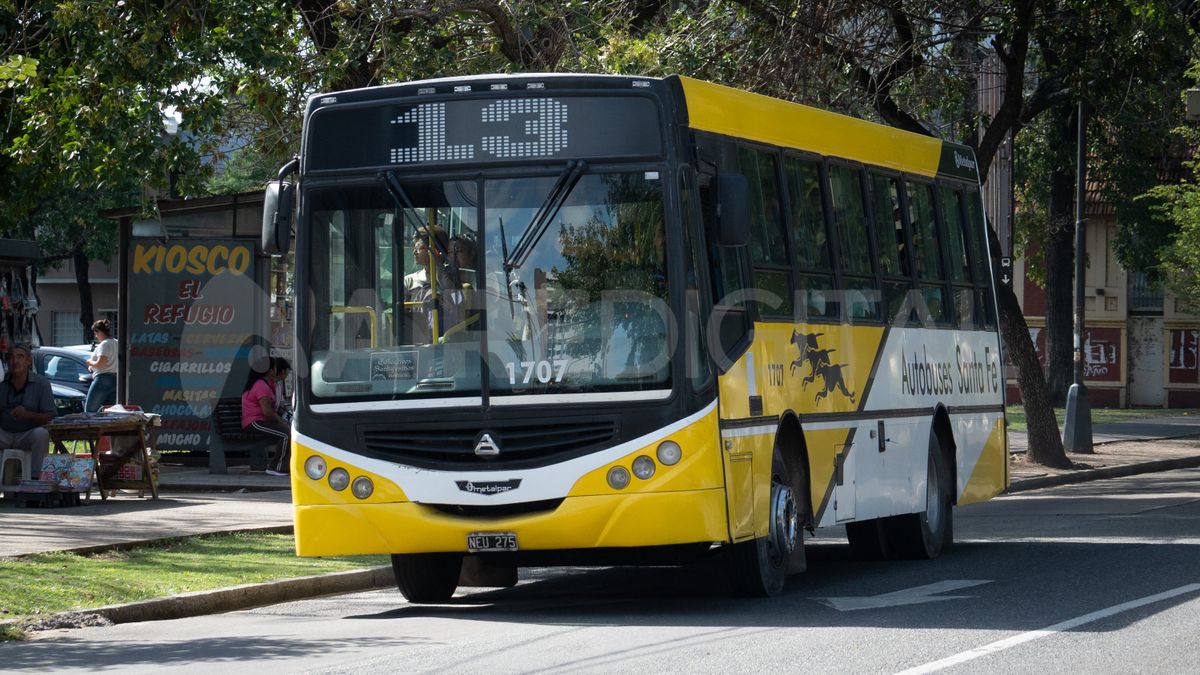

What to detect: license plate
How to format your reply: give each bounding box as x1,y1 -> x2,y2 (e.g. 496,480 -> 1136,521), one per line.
467,531 -> 518,553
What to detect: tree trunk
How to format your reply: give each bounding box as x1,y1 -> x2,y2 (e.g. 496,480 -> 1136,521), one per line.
1042,105 -> 1077,405
73,250 -> 95,344
986,227 -> 1071,469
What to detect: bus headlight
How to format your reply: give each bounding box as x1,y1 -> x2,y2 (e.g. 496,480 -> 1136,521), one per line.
304,456 -> 328,480
632,456 -> 656,480
656,440 -> 682,466
607,466 -> 631,490
328,468 -> 350,491
352,476 -> 374,499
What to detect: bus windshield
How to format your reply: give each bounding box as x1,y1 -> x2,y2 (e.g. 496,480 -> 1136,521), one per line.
306,170 -> 670,403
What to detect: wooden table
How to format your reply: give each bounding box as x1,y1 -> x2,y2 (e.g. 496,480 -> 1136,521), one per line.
47,413 -> 161,501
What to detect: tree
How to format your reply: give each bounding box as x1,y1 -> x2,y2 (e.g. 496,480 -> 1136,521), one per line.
0,1 -> 295,334
1145,65 -> 1200,303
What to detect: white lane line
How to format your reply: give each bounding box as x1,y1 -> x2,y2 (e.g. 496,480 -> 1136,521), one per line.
895,583 -> 1200,675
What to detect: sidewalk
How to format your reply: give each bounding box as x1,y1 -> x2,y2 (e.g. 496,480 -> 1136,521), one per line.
0,464 -> 292,558
1005,414 -> 1200,453
1006,415 -> 1200,490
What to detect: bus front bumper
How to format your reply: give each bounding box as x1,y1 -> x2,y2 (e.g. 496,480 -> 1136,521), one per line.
294,488 -> 730,556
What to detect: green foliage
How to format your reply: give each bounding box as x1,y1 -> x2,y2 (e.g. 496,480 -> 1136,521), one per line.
1144,97 -> 1200,304
0,55 -> 37,85
1012,0 -> 1191,282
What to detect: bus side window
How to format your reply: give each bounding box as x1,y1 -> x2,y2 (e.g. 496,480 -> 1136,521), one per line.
963,188 -> 997,329
829,164 -> 880,322
938,185 -> 975,329
738,146 -> 793,318
697,153 -> 753,372
906,179 -> 949,326
785,156 -> 838,322
868,173 -> 914,325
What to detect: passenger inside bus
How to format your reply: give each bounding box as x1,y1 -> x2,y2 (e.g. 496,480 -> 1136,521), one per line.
405,226 -> 466,345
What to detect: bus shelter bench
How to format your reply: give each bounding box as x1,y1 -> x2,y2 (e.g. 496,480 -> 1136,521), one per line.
210,398 -> 271,473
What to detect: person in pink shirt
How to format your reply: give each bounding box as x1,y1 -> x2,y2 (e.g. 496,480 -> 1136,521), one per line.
241,361 -> 290,476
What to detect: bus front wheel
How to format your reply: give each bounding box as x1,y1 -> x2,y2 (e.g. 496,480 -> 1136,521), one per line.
728,448 -> 803,597
391,553 -> 463,603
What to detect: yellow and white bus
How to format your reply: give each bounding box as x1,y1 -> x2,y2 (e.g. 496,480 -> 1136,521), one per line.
263,74 -> 1007,601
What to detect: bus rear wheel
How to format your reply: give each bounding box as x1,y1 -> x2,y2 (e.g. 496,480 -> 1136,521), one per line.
728,448 -> 804,597
391,553 -> 463,603
883,431 -> 953,559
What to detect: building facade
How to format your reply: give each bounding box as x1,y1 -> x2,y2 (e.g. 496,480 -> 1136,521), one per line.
35,257 -> 119,347
1010,214 -> 1200,408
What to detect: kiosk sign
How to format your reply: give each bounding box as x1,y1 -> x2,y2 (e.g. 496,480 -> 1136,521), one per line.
127,240 -> 260,451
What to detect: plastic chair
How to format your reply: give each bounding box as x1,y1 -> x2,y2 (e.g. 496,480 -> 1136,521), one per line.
1,448 -> 32,492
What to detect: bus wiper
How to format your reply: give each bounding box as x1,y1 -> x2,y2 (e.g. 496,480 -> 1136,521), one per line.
505,160 -> 586,272
380,170 -> 447,258
498,216 -> 515,318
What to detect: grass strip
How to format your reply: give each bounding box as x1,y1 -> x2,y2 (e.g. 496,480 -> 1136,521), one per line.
0,532 -> 386,635
1004,406 -> 1197,433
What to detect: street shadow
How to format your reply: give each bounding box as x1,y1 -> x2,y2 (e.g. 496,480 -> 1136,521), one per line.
0,635 -> 424,670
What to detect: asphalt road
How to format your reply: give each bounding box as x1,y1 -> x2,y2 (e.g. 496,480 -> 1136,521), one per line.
7,468 -> 1200,674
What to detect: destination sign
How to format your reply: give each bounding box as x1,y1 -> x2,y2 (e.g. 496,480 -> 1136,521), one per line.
306,95 -> 663,172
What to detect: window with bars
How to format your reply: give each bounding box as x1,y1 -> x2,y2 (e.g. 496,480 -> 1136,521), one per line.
51,311 -> 82,346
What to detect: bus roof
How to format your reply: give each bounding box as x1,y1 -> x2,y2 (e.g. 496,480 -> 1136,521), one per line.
302,73 -> 980,182
674,76 -> 979,183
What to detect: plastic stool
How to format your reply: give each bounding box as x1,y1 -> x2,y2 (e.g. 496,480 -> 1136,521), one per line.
1,448 -> 32,492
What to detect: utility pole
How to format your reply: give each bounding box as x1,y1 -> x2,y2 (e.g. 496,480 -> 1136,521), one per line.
1063,101 -> 1093,453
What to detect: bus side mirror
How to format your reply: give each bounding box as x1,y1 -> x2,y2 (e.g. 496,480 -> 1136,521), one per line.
717,174 -> 750,247
262,180 -> 294,256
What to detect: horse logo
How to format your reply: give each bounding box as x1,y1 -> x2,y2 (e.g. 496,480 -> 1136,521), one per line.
790,330 -> 856,405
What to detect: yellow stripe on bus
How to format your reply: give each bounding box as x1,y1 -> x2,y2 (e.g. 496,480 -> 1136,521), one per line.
959,416 -> 1008,505
678,77 -> 944,177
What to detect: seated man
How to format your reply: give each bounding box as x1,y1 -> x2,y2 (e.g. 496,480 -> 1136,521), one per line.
0,343 -> 57,477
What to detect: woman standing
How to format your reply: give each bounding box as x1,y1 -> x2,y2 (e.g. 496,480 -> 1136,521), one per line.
84,319 -> 118,413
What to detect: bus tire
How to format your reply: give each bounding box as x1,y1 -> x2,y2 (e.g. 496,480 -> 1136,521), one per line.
728,448 -> 801,597
845,518 -> 891,560
884,431 -> 953,559
391,553 -> 463,603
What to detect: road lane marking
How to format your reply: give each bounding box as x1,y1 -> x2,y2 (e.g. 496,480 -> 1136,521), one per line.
895,583 -> 1200,674
817,580 -> 992,611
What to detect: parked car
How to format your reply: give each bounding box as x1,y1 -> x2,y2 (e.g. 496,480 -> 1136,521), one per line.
33,345 -> 95,395
51,382 -> 85,416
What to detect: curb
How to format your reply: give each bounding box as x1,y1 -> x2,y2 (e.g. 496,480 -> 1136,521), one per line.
93,565 -> 395,624
1007,455 -> 1200,493
5,565 -> 394,634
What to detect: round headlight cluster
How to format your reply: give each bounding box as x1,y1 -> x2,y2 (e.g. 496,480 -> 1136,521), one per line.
607,441 -> 686,489
304,455 -> 328,480
308,456 -> 376,500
